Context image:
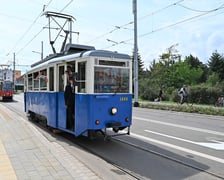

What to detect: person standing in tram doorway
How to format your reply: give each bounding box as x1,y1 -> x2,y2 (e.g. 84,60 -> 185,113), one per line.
64,78 -> 74,130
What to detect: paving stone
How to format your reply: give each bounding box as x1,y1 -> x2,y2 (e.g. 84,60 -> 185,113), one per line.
0,103 -> 101,179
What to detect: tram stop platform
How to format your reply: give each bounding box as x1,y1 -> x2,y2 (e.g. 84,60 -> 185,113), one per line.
0,101 -> 133,180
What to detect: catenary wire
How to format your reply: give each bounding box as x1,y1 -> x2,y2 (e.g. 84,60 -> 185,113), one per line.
6,0 -> 53,56
15,0 -> 74,55
86,0 -> 184,44
103,3 -> 224,50
177,2 -> 224,13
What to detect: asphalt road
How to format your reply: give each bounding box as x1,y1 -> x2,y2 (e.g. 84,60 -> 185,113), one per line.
4,93 -> 224,180
130,108 -> 224,179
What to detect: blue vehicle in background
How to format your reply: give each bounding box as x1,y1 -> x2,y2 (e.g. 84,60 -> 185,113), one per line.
24,44 -> 132,139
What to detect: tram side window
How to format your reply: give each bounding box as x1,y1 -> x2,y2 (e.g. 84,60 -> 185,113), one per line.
39,69 -> 47,90
28,74 -> 33,90
59,66 -> 65,92
77,62 -> 86,93
33,72 -> 39,90
49,67 -> 54,91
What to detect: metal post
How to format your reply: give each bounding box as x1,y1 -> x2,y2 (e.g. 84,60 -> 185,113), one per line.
69,20 -> 72,44
13,53 -> 15,90
41,41 -> 43,60
133,0 -> 139,107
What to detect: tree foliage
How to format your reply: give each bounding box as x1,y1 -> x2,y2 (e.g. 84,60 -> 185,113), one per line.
138,47 -> 224,103
208,51 -> 224,80
132,51 -> 145,78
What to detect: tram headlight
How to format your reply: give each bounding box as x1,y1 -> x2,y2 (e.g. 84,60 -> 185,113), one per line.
111,107 -> 118,115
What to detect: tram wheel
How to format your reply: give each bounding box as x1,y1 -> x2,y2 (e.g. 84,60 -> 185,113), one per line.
113,128 -> 119,133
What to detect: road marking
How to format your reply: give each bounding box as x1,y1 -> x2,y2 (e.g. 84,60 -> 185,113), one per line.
133,116 -> 224,136
197,141 -> 224,150
145,130 -> 224,150
0,140 -> 17,179
131,132 -> 224,164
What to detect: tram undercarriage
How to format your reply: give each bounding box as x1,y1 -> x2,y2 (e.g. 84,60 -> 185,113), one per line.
27,110 -> 130,141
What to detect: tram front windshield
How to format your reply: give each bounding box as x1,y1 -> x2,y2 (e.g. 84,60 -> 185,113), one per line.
94,66 -> 129,93
2,82 -> 13,91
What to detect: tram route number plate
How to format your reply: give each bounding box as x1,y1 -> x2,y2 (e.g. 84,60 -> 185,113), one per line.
120,97 -> 128,101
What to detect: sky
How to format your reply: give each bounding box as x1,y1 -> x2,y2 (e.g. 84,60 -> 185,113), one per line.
1,0 -> 224,74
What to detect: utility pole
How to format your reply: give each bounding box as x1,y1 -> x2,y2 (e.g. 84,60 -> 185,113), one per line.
133,0 -> 139,107
13,53 -> 15,90
32,41 -> 43,60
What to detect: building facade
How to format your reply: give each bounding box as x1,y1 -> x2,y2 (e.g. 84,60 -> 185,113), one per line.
0,69 -> 21,82
0,68 -> 13,81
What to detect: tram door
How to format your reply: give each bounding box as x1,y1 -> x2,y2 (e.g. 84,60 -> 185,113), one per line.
57,65 -> 67,130
57,64 -> 76,131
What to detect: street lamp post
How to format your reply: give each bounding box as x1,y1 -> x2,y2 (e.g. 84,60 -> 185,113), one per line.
133,0 -> 139,107
32,41 -> 43,60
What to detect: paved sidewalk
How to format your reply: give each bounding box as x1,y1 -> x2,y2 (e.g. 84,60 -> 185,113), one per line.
0,103 -> 101,180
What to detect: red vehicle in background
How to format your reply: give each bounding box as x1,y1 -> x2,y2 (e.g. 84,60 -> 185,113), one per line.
0,81 -> 14,101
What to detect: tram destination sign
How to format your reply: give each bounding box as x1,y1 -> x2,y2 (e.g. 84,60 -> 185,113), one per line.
99,60 -> 126,67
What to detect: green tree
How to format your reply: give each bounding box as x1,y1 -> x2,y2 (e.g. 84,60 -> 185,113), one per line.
132,51 -> 145,79
184,54 -> 208,83
208,51 -> 224,80
185,54 -> 201,67
158,44 -> 181,87
206,72 -> 220,86
172,60 -> 203,88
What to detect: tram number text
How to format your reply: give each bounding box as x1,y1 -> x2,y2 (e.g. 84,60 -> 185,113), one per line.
120,97 -> 128,101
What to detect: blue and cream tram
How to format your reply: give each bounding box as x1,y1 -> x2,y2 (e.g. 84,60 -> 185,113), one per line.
24,44 -> 132,138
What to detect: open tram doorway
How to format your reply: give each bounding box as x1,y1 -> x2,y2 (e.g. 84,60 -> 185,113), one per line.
64,63 -> 76,131
57,63 -> 77,131
56,64 -> 72,131
57,61 -> 86,134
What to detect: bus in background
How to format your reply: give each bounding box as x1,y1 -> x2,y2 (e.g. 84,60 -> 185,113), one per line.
0,81 -> 14,101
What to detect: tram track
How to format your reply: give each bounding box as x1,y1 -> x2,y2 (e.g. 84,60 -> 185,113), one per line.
72,136 -> 144,180
113,136 -> 224,180
3,96 -> 224,179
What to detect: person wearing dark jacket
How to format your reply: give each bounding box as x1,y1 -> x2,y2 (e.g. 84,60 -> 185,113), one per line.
64,78 -> 74,130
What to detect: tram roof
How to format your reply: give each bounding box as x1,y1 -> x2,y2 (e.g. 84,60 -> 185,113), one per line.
48,49 -> 131,63
81,50 -> 130,59
29,49 -> 131,71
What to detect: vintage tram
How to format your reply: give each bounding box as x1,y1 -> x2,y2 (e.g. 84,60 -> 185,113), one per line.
24,44 -> 132,138
0,80 -> 14,101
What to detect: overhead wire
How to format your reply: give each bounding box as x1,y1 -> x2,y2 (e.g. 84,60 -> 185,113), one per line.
138,0 -> 184,21
7,1 -> 224,57
87,0 -> 184,46
15,0 -> 74,55
139,4 -> 224,39
103,2 -> 224,50
9,0 -> 185,55
0,12 -> 43,24
85,22 -> 134,44
60,0 -> 74,12
6,0 -> 53,56
177,3 -> 224,13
